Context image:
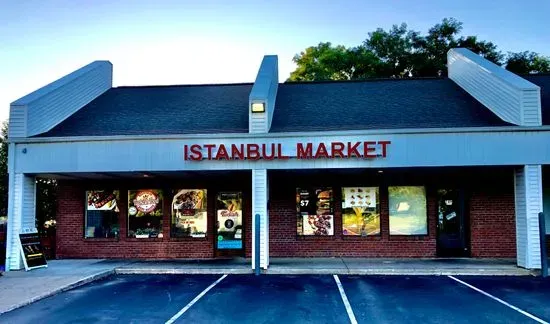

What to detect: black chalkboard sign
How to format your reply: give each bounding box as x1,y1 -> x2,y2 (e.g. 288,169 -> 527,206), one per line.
19,232 -> 47,270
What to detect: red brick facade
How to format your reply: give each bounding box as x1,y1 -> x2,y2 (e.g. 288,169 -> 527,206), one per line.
56,172 -> 252,259
56,168 -> 517,260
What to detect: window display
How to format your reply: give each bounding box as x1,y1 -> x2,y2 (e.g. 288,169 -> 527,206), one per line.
171,189 -> 207,238
216,192 -> 243,249
85,190 -> 120,238
388,186 -> 427,235
342,187 -> 380,236
127,189 -> 163,238
296,187 -> 333,236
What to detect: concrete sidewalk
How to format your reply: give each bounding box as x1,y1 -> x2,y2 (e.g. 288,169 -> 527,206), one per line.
0,259 -> 128,314
0,257 -> 533,315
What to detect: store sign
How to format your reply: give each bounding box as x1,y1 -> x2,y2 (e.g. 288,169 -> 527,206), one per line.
183,141 -> 391,161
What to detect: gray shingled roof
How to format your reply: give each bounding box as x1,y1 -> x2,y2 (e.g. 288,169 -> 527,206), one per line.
523,74 -> 550,125
38,83 -> 253,137
270,78 -> 511,132
37,78 -> 517,137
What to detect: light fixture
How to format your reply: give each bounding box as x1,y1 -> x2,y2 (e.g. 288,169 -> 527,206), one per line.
378,170 -> 384,173
251,102 -> 265,113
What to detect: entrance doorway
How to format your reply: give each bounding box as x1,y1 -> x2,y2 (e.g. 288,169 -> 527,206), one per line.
436,189 -> 469,257
215,191 -> 244,257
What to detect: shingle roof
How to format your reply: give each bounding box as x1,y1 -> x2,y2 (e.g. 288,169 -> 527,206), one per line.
522,74 -> 550,125
270,78 -> 511,132
37,77 -> 518,137
37,83 -> 253,137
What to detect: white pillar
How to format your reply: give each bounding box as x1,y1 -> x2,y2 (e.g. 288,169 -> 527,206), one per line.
514,165 -> 543,269
252,169 -> 269,270
5,172 -> 37,271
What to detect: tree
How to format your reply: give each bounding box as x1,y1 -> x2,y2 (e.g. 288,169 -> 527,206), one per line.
505,51 -> 550,74
288,42 -> 382,81
289,18 -> 542,81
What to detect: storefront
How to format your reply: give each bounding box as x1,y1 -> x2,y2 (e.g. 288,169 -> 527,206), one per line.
4,48 -> 550,271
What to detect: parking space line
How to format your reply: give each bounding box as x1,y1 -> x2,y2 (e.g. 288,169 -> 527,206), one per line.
448,275 -> 548,324
333,275 -> 358,324
165,274 -> 228,324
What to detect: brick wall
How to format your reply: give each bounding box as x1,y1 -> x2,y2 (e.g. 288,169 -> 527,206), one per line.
55,168 -> 517,259
56,172 -> 252,259
469,183 -> 516,258
268,168 -> 516,258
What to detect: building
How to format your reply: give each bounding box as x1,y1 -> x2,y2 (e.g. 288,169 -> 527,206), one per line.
4,48 -> 550,271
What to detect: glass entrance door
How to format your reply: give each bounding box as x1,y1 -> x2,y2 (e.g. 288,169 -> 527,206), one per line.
436,189 -> 468,257
215,192 -> 244,256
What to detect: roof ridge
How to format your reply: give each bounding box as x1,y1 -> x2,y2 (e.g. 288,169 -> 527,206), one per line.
114,82 -> 254,89
282,76 -> 446,85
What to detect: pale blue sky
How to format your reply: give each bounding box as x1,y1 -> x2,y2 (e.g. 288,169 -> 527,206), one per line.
1,0 -> 549,121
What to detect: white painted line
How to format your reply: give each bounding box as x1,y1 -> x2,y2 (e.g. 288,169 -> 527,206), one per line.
448,275 -> 548,324
165,274 -> 228,324
333,275 -> 358,324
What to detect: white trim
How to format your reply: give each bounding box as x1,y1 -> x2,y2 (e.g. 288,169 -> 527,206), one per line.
10,125 -> 550,144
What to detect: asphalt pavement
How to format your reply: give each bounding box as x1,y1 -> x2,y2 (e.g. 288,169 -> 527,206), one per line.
1,274 -> 549,324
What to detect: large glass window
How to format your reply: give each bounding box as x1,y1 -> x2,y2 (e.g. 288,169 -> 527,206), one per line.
388,186 -> 427,235
171,189 -> 207,238
85,190 -> 120,238
296,187 -> 333,236
128,189 -> 163,238
342,187 -> 380,236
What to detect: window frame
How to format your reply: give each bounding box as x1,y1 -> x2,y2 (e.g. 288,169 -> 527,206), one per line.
388,185 -> 428,236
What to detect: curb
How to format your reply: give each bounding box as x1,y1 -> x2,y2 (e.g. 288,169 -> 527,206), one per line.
115,268 -> 252,275
263,269 -> 532,276
0,269 -> 115,315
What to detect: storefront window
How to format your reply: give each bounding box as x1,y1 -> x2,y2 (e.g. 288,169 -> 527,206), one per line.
128,190 -> 163,238
171,189 -> 207,238
296,187 -> 334,236
342,187 -> 380,236
388,186 -> 427,235
85,190 -> 120,238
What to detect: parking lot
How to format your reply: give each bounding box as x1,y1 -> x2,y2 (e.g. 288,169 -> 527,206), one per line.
1,274 -> 549,324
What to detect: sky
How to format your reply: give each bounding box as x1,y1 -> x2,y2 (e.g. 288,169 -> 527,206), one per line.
1,0 -> 549,122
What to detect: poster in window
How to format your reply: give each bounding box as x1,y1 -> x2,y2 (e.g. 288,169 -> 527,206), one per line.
216,192 -> 243,249
128,189 -> 163,238
296,188 -> 334,236
172,189 -> 207,238
388,186 -> 427,235
342,187 -> 380,236
85,190 -> 120,238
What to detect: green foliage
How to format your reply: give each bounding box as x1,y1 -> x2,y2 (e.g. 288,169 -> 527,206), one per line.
505,51 -> 550,74
36,178 -> 57,234
289,17 -> 543,81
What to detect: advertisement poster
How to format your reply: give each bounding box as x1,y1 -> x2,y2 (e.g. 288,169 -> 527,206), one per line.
388,186 -> 427,235
296,188 -> 333,236
172,189 -> 207,238
128,190 -> 163,238
342,187 -> 380,236
87,190 -> 120,212
216,192 -> 243,249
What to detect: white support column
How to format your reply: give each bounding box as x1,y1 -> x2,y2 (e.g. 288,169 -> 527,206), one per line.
514,165 -> 543,269
5,172 -> 37,271
252,169 -> 269,270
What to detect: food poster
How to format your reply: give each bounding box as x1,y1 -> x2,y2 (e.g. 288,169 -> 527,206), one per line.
296,188 -> 334,236
342,187 -> 380,236
172,189 -> 207,237
216,192 -> 243,249
388,186 -> 427,235
87,190 -> 120,212
127,190 -> 163,238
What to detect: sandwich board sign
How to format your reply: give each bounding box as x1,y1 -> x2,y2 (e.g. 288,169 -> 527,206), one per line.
18,228 -> 47,271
